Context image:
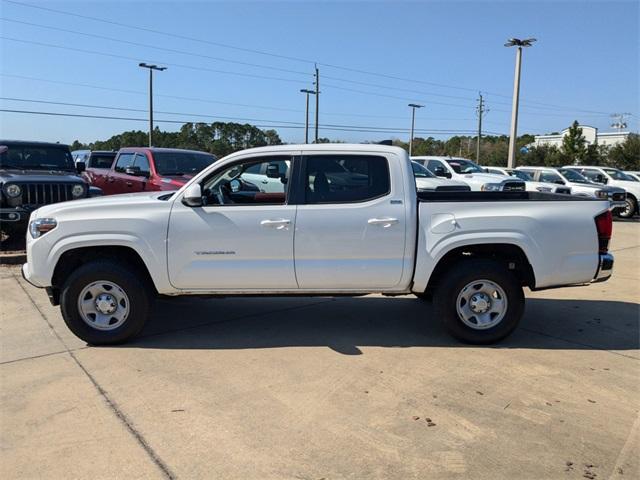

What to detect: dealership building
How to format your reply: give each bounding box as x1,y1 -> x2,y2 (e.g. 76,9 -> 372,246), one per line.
534,125 -> 630,148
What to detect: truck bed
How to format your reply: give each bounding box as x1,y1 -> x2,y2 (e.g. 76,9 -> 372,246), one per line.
417,191 -> 598,202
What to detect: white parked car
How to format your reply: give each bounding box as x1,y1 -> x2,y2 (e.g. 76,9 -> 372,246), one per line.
483,166 -> 571,195
412,161 -> 470,192
413,156 -> 525,192
23,144 -> 614,346
563,166 -> 640,218
516,166 -> 627,211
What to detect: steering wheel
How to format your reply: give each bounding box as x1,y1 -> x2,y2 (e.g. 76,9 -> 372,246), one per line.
216,182 -> 233,205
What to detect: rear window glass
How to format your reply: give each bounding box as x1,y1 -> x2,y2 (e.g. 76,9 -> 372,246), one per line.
89,153 -> 116,169
153,151 -> 215,175
305,155 -> 390,204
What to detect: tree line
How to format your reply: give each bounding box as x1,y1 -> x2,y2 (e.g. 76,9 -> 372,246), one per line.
71,120 -> 639,170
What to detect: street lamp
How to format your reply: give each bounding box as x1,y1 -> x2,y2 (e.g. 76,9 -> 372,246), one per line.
504,37 -> 535,168
408,103 -> 424,156
139,62 -> 167,147
300,89 -> 316,144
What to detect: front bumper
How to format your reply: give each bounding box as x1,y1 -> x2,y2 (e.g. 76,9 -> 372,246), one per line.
0,207 -> 29,224
593,253 -> 614,283
609,200 -> 627,209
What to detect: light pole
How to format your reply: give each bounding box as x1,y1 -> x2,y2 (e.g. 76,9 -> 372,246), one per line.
408,103 -> 424,156
504,38 -> 535,168
139,62 -> 167,147
300,89 -> 316,144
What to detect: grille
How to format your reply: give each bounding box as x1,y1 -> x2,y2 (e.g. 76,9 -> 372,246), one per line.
20,183 -> 75,205
611,192 -> 626,202
556,187 -> 571,195
502,181 -> 526,192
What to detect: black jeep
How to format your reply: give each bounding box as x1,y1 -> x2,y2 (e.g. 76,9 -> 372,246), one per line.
1,140 -> 101,246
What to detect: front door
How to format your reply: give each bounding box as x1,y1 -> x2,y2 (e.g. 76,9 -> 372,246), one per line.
294,153 -> 406,290
167,155 -> 297,290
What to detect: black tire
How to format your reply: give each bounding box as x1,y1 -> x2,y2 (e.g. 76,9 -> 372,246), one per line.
60,260 -> 152,345
617,196 -> 637,219
433,259 -> 524,344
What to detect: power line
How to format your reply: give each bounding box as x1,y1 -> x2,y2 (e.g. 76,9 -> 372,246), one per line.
3,0 -> 620,115
0,17 -> 312,77
0,36 -> 309,85
0,108 -> 506,135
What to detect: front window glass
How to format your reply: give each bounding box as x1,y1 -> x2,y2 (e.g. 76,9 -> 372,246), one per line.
0,146 -> 75,171
603,168 -> 635,181
134,153 -> 150,174
412,162 -> 435,178
445,158 -> 484,174
153,151 -> 215,175
114,153 -> 135,172
202,156 -> 290,205
558,168 -> 590,183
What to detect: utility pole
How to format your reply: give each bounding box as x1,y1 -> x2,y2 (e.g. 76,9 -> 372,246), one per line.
314,65 -> 320,143
408,103 -> 424,156
476,93 -> 487,163
300,89 -> 316,144
504,38 -> 536,168
139,62 -> 167,147
610,113 -> 630,131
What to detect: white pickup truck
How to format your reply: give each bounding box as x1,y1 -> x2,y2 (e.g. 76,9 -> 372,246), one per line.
22,144 -> 614,345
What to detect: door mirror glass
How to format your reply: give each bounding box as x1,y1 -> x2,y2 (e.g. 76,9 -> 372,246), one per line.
266,163 -> 280,178
182,183 -> 203,207
76,161 -> 86,173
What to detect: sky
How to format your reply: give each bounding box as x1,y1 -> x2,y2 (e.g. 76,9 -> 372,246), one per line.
0,0 -> 638,145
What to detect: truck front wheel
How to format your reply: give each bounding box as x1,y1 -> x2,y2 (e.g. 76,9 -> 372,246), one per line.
433,259 -> 524,344
60,260 -> 151,345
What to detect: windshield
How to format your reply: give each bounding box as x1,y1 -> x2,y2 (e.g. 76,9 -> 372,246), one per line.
412,161 -> 435,178
153,151 -> 215,175
510,170 -> 533,181
446,158 -> 484,174
603,168 -> 636,181
558,168 -> 590,183
1,145 -> 75,171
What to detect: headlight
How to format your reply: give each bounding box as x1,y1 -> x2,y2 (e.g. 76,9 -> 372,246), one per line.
595,190 -> 608,199
536,186 -> 552,193
481,183 -> 502,192
71,184 -> 85,198
29,218 -> 57,238
5,184 -> 22,198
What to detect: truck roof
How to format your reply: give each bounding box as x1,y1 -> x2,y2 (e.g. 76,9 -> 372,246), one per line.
0,140 -> 70,149
118,147 -> 216,155
226,143 -> 408,156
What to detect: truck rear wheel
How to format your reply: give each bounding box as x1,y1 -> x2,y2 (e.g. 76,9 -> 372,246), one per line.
617,196 -> 637,219
60,260 -> 151,345
433,259 -> 524,344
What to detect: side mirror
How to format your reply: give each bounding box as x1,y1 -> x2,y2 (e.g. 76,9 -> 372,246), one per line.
593,174 -> 606,184
554,179 -> 565,185
433,167 -> 446,177
182,183 -> 203,207
125,166 -> 141,176
76,161 -> 86,173
266,163 -> 280,179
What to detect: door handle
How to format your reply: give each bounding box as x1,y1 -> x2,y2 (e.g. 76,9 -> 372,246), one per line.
261,180 -> 269,184
260,219 -> 291,229
126,181 -> 133,187
368,217 -> 399,227
107,177 -> 115,182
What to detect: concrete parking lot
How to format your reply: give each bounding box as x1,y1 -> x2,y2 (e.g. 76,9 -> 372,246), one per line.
1,222 -> 638,480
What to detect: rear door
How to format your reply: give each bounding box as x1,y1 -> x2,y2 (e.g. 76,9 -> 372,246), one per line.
106,152 -> 135,194
293,153 -> 406,290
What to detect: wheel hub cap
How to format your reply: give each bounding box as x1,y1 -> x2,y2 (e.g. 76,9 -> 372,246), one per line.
469,293 -> 491,313
95,294 -> 117,314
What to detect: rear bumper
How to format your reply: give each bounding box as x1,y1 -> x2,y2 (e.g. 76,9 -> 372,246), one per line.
593,253 -> 614,283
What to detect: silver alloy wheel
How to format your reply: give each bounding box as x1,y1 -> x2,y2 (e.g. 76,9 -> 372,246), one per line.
620,198 -> 635,218
77,280 -> 130,331
456,279 -> 508,330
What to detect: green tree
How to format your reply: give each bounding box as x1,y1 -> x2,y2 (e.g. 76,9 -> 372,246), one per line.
607,133 -> 640,170
561,121 -> 587,163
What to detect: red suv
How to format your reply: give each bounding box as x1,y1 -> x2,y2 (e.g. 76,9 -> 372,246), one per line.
92,147 -> 216,195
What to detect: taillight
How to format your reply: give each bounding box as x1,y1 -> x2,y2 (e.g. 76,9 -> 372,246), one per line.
594,210 -> 613,253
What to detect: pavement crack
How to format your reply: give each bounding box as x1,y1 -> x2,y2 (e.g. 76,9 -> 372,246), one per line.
14,273 -> 177,480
